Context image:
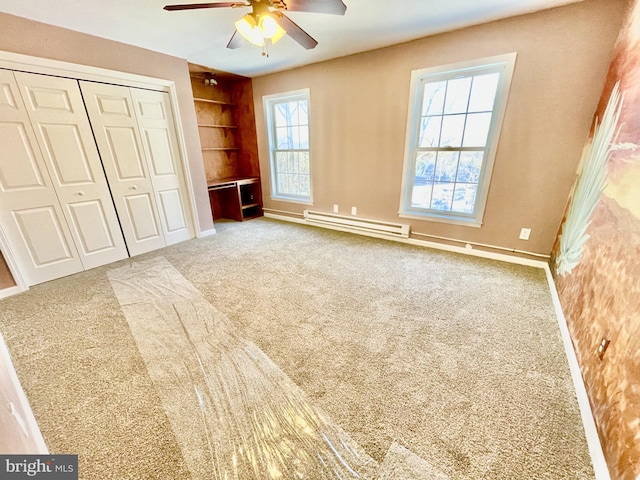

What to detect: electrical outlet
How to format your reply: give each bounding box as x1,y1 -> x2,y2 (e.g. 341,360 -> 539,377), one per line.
351,206 -> 357,215
519,228 -> 531,240
333,204 -> 339,213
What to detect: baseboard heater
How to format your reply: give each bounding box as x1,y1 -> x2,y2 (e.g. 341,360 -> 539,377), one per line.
303,210 -> 410,238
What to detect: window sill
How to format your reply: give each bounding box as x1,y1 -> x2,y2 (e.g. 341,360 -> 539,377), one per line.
271,196 -> 314,206
399,212 -> 482,228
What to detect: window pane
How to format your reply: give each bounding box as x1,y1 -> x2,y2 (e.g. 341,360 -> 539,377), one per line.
289,174 -> 300,193
440,114 -> 465,147
434,152 -> 459,182
299,174 -> 310,195
411,183 -> 433,208
276,126 -> 290,149
422,81 -> 446,115
444,77 -> 472,114
277,173 -> 288,193
274,102 -> 289,126
418,116 -> 442,147
299,152 -> 310,174
297,100 -> 309,125
457,152 -> 483,183
287,152 -> 297,173
299,125 -> 309,149
468,73 -> 499,112
452,183 -> 478,214
276,152 -> 288,172
463,112 -> 492,147
290,126 -> 301,149
291,101 -> 301,125
415,152 -> 436,182
431,183 -> 454,211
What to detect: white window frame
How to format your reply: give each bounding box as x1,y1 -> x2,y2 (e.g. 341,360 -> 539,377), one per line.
263,88 -> 313,204
399,53 -> 517,227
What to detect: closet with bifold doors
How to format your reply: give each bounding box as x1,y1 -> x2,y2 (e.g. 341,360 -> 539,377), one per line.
0,69 -> 194,286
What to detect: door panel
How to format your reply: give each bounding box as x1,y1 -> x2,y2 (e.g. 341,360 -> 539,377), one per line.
143,129 -> 174,175
124,194 -> 162,241
14,206 -> 77,266
105,127 -> 147,179
158,189 -> 187,233
67,200 -> 119,255
0,69 -> 83,285
131,89 -> 194,245
21,85 -> 73,113
39,124 -> 95,185
14,72 -> 128,271
0,122 -> 47,191
80,81 -> 166,256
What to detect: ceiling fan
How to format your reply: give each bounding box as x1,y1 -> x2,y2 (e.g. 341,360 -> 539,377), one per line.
163,0 -> 347,51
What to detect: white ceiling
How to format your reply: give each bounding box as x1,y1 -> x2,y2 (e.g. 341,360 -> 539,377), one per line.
0,0 -> 582,78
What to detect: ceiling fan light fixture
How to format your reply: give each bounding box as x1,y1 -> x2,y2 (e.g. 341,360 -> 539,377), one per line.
258,13 -> 285,42
234,14 -> 264,46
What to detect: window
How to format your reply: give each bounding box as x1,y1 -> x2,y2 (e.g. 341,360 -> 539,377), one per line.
263,89 -> 312,203
400,53 -> 516,226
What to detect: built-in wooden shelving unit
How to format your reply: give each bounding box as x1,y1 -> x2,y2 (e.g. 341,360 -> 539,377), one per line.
190,66 -> 262,222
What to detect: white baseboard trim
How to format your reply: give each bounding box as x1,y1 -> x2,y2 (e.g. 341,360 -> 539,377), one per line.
264,212 -> 547,268
197,227 -> 217,238
543,264 -> 610,480
0,285 -> 27,300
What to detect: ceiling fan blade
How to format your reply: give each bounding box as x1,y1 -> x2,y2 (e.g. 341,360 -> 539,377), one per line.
274,12 -> 318,50
163,2 -> 245,11
226,30 -> 245,49
281,0 -> 346,15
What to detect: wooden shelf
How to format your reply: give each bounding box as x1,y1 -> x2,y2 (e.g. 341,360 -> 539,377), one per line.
194,97 -> 235,106
201,147 -> 239,151
207,177 -> 259,188
198,124 -> 238,129
242,202 -> 260,209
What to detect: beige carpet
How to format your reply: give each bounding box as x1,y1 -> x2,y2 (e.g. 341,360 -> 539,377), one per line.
0,217 -> 594,479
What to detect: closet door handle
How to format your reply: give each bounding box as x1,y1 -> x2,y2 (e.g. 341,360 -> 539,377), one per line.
130,185 -> 138,190
77,191 -> 85,196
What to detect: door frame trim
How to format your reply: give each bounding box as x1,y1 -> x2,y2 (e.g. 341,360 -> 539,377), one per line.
0,50 -> 200,296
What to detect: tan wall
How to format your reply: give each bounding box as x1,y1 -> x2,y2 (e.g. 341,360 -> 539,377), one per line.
252,0 -> 626,255
0,12 -> 213,237
0,251 -> 16,290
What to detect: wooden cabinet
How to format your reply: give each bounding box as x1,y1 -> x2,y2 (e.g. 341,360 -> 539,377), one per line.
208,177 -> 263,222
190,68 -> 262,222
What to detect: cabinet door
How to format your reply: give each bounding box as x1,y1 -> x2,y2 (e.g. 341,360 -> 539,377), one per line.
79,81 -> 166,256
14,71 -> 129,270
131,88 -> 194,246
0,69 -> 83,285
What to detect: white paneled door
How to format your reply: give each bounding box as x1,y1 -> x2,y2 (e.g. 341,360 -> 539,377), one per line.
0,69 -> 195,287
0,69 -> 84,285
14,72 -> 129,272
131,88 -> 194,246
79,81 -> 166,256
